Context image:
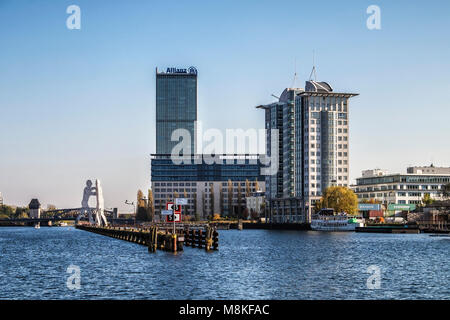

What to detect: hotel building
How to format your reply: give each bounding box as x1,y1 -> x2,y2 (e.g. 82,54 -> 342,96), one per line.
258,80 -> 358,223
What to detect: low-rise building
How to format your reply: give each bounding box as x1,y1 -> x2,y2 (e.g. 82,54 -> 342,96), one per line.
151,154 -> 265,218
245,191 -> 266,219
352,165 -> 450,205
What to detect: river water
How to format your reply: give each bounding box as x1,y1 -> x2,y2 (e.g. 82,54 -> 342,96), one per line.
0,227 -> 448,299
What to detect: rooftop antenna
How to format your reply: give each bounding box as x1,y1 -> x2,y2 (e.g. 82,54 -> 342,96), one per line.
309,50 -> 317,81
291,58 -> 298,88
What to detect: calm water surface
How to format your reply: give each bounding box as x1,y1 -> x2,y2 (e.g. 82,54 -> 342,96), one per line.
0,227 -> 448,299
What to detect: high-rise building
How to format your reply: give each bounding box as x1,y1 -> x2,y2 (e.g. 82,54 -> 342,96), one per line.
258,80 -> 358,223
156,67 -> 198,155
151,67 -> 266,219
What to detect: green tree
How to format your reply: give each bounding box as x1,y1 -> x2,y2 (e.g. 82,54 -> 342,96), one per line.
0,205 -> 14,218
320,186 -> 358,215
422,193 -> 434,206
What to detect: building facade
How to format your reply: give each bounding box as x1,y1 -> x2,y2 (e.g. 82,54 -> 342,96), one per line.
258,80 -> 358,223
245,191 -> 266,219
156,67 -> 197,155
152,66 -> 268,219
352,166 -> 450,205
151,155 -> 265,218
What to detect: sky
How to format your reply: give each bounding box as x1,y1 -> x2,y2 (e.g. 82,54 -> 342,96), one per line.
1,0 -> 449,211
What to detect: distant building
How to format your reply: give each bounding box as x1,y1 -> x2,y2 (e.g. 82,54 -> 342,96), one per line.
352,165 -> 450,205
257,80 -> 358,223
0,192 -> 3,205
28,199 -> 41,219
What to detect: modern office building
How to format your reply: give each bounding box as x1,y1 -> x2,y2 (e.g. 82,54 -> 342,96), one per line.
257,80 -> 358,223
156,66 -> 198,155
151,67 -> 266,218
352,165 -> 450,205
151,155 -> 265,218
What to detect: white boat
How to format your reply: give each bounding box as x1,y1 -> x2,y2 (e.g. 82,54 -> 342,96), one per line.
34,224 -> 40,229
311,208 -> 364,232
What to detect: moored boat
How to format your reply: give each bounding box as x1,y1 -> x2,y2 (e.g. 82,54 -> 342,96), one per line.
311,208 -> 363,231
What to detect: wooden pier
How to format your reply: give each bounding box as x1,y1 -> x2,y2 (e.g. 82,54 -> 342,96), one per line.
417,221 -> 449,234
356,225 -> 420,234
75,224 -> 219,253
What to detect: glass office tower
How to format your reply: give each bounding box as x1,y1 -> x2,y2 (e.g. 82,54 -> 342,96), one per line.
156,67 -> 197,155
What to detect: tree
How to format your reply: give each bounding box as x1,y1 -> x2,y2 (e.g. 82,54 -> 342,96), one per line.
313,199 -> 323,213
193,192 -> 198,220
210,184 -> 215,216
183,188 -> 188,215
0,205 -> 14,218
255,178 -> 260,192
202,192 -> 206,219
159,198 -> 164,217
441,183 -> 450,199
242,207 -> 249,220
245,179 -> 251,197
15,207 -> 29,219
136,190 -> 148,221
227,179 -> 233,217
319,186 -> 358,215
250,208 -> 259,220
360,198 -> 380,204
260,201 -> 266,219
237,183 -> 242,217
422,193 -> 433,206
219,185 -> 224,215
147,189 -> 155,221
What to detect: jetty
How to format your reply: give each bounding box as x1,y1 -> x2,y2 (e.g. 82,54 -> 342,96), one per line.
76,223 -> 219,253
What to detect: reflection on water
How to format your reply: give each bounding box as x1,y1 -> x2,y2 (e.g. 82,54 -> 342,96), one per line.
0,227 -> 448,299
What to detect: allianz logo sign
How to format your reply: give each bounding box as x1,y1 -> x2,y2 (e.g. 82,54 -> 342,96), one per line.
166,66 -> 197,75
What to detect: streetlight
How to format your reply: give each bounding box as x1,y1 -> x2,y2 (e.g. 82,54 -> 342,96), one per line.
125,200 -> 135,225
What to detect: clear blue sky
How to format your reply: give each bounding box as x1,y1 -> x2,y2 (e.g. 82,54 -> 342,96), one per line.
1,0 -> 449,210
